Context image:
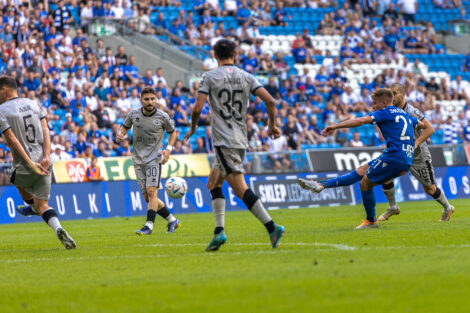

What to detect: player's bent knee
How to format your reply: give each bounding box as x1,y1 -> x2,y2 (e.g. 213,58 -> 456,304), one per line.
425,184 -> 437,196
359,177 -> 372,191
143,193 -> 149,203
382,181 -> 394,190
146,188 -> 158,199
210,187 -> 225,200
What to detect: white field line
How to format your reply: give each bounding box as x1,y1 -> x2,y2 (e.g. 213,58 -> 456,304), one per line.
0,242 -> 356,264
4,244 -> 470,264
138,242 -> 356,251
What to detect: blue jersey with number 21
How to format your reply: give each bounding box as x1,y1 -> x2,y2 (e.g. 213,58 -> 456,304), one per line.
369,106 -> 418,165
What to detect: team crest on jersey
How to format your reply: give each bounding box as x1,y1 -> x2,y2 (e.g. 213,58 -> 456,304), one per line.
153,120 -> 160,126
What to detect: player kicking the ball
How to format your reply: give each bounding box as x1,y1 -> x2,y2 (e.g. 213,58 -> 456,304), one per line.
378,84 -> 455,221
298,88 -> 426,229
116,87 -> 180,235
184,39 -> 285,251
0,76 -> 76,249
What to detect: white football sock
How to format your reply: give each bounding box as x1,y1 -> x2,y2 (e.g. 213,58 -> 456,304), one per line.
212,198 -> 225,228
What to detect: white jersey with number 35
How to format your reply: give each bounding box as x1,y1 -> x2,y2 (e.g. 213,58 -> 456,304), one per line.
199,65 -> 262,149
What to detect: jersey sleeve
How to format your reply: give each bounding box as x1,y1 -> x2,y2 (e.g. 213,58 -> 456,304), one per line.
122,112 -> 133,129
409,105 -> 425,121
0,112 -> 11,133
164,115 -> 175,134
248,73 -> 263,94
368,109 -> 387,125
411,116 -> 419,128
198,73 -> 210,95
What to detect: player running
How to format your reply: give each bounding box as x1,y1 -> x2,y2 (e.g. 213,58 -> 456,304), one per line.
298,88 -> 425,229
378,84 -> 455,221
184,39 -> 285,251
116,87 -> 181,235
0,76 -> 76,249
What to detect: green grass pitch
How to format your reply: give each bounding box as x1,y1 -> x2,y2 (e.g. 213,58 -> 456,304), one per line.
1,199 -> 469,313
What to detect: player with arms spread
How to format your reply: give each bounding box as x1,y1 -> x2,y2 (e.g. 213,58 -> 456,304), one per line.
0,76 -> 76,249
378,83 -> 455,221
116,87 -> 181,235
184,39 -> 285,251
298,88 -> 425,229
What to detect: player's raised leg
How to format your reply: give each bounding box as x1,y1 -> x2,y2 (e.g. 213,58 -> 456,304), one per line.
205,168 -> 227,252
226,172 -> 284,248
15,186 -> 39,216
298,163 -> 368,193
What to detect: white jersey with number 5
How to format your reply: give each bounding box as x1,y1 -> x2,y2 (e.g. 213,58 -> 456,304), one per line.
0,97 -> 46,174
198,65 -> 262,149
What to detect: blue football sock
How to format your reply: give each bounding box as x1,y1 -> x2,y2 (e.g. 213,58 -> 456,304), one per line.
361,190 -> 377,222
322,170 -> 362,188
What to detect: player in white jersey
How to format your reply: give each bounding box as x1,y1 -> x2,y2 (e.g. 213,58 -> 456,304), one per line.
184,39 -> 285,251
378,83 -> 455,222
0,76 -> 76,249
116,87 -> 181,235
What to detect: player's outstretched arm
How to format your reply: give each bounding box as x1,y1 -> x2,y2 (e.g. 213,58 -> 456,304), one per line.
162,130 -> 177,165
184,93 -> 206,141
3,129 -> 48,176
322,116 -> 373,137
115,125 -> 129,143
414,118 -> 434,148
40,118 -> 51,170
254,87 -> 281,139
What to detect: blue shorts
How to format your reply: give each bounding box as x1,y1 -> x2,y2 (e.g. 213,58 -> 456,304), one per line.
367,157 -> 411,185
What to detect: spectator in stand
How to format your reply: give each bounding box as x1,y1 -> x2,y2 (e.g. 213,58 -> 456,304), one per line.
463,51 -> 470,72
433,0 -> 462,9
154,12 -> 168,29
398,0 -> 418,25
116,139 -> 133,156
193,137 -> 207,153
349,131 -> 364,147
273,2 -> 289,26
441,116 -> 459,144
450,75 -> 468,101
462,119 -> 470,143
51,145 -> 71,162
87,156 -> 104,182
115,90 -> 131,119
223,0 -> 238,16
203,49 -> 218,71
283,114 -> 302,150
264,77 -> 280,100
291,40 -> 309,64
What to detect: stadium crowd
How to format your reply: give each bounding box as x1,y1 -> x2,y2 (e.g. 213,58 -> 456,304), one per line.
0,0 -> 469,173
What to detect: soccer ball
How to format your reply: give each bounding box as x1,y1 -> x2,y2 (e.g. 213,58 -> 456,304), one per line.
165,177 -> 188,199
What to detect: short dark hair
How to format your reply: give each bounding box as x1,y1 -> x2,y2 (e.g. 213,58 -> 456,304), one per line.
372,88 -> 394,101
0,75 -> 17,90
213,39 -> 236,61
141,87 -> 156,98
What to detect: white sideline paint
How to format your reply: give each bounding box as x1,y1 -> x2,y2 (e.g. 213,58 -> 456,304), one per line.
139,242 -> 356,251
1,243 -> 356,264
7,244 -> 470,264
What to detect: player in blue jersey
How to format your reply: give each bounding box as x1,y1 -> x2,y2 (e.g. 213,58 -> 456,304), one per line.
298,88 -> 425,229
